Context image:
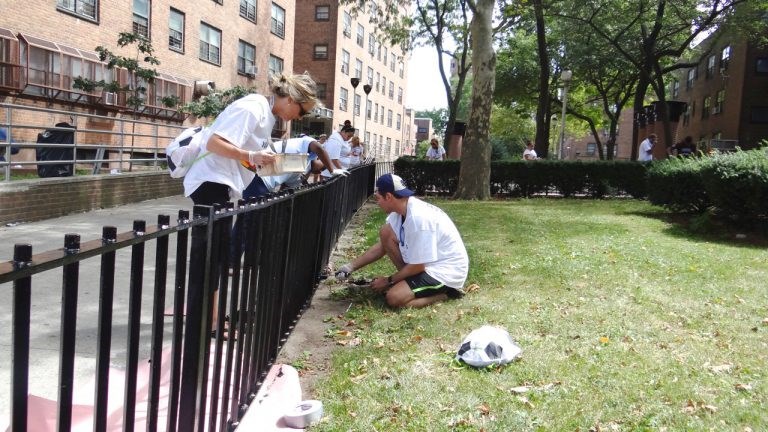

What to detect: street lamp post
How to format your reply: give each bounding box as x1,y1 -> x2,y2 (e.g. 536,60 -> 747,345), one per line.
557,70 -> 572,160
350,77 -> 360,131
362,83 -> 372,149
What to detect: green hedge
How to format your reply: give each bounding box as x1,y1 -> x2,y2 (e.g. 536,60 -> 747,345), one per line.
647,156 -> 711,213
393,157 -> 648,198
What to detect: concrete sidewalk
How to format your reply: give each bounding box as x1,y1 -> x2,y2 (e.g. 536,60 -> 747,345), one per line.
1,195 -> 193,262
0,195 -> 193,424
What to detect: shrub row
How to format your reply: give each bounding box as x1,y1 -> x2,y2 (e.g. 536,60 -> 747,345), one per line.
393,149 -> 768,222
647,149 -> 768,221
393,157 -> 648,198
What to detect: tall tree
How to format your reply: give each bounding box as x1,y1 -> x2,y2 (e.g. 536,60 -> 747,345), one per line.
455,0 -> 496,199
561,0 -> 757,159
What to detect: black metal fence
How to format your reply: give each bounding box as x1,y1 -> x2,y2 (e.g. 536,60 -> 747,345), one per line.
0,163 -> 376,431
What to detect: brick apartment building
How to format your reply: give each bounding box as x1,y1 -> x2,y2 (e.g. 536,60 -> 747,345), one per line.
414,117 -> 434,143
0,0 -> 413,163
293,0 -> 413,161
672,32 -> 768,152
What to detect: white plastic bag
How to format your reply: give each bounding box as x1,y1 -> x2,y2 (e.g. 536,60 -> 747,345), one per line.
166,127 -> 205,178
456,325 -> 522,368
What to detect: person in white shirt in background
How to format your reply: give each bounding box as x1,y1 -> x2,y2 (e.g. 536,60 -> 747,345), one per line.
348,135 -> 364,166
523,140 -> 538,160
425,138 -> 446,161
321,120 -> 355,178
260,136 -> 347,191
638,133 -> 657,162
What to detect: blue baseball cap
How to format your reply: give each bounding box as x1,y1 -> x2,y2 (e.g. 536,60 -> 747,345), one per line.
376,173 -> 414,198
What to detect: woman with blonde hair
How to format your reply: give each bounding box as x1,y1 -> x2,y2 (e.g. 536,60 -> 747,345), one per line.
349,135 -> 364,166
184,72 -> 320,206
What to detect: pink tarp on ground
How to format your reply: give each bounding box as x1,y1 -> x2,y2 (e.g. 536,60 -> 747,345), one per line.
3,347 -> 303,431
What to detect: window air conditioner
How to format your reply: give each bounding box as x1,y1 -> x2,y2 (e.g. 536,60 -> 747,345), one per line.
245,65 -> 257,77
102,92 -> 117,106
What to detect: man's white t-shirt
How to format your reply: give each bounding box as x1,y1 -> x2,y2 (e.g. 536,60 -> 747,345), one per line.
426,145 -> 446,160
638,138 -> 653,162
321,130 -> 347,177
386,197 -> 469,289
184,94 -> 275,199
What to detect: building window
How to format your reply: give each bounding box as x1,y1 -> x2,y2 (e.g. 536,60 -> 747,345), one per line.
756,58 -> 768,74
399,61 -> 404,78
368,35 -> 376,56
388,82 -> 394,99
671,79 -> 679,98
379,107 -> 384,123
315,5 -> 330,21
374,104 -> 378,122
720,45 -> 731,71
341,50 -> 350,74
390,54 -> 396,72
750,106 -> 768,123
686,68 -> 696,89
356,24 -> 364,47
714,89 -> 725,114
397,87 -> 403,104
268,54 -> 283,75
383,47 -> 387,65
706,55 -> 716,78
396,114 -> 401,130
316,83 -> 327,100
240,0 -> 256,22
586,142 -> 596,156
343,11 -> 352,38
354,58 -> 362,79
387,109 -> 393,127
313,45 -> 328,60
702,96 -> 711,119
367,67 -> 374,86
365,131 -> 370,143
381,76 -> 386,94
168,9 -> 184,52
339,87 -> 348,111
271,3 -> 286,38
375,72 -> 380,91
682,101 -> 691,126
366,100 -> 371,119
133,0 -> 150,38
354,94 -> 361,116
57,0 -> 97,21
199,23 -> 221,65
237,40 -> 256,76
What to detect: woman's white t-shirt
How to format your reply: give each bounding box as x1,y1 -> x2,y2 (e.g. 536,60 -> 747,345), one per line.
183,94 -> 276,199
321,130 -> 347,176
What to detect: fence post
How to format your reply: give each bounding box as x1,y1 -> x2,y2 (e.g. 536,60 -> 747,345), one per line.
57,233 -> 81,431
179,205 -> 216,432
93,226 -> 117,431
11,243 -> 32,431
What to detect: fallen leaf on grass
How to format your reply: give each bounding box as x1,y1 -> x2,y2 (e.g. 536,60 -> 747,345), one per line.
336,330 -> 353,337
509,386 -> 531,394
477,403 -> 491,416
599,336 -> 610,344
762,318 -> 768,325
411,335 -> 423,343
517,396 -> 534,408
681,400 -> 718,414
465,283 -> 480,293
735,383 -> 753,392
708,363 -> 734,373
348,337 -> 361,347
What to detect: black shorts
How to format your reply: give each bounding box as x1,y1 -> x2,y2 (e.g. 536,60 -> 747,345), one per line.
191,181 -> 230,206
405,272 -> 462,299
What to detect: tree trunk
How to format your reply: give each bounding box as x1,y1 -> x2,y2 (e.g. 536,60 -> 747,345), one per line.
455,0 -> 494,200
533,0 -> 551,158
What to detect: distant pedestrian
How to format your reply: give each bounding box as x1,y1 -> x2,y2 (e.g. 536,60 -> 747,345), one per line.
523,140 -> 538,160
672,136 -> 697,157
638,133 -> 657,162
426,138 -> 446,161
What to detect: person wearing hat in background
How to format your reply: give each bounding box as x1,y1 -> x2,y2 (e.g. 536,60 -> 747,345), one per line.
335,174 -> 469,308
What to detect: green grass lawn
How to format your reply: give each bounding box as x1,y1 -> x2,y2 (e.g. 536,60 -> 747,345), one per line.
311,199 -> 767,431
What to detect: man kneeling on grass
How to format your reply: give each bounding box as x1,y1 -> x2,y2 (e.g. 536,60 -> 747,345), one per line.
336,174 -> 469,308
